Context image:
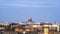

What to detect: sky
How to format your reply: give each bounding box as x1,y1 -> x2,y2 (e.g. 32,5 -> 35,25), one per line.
0,0 -> 60,22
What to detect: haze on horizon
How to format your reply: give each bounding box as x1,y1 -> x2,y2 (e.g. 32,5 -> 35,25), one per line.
0,0 -> 60,22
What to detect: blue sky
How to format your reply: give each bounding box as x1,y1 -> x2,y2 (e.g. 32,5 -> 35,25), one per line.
0,0 -> 60,22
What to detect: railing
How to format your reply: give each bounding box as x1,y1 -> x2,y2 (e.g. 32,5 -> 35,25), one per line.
0,31 -> 60,34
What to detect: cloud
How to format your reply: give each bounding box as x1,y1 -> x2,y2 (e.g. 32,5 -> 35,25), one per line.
0,4 -> 51,8
0,1 -> 59,8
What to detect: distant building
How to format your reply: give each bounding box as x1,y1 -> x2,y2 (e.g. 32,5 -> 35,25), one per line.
0,17 -> 60,32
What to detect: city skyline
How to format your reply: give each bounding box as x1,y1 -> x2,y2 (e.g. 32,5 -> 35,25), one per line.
0,0 -> 60,22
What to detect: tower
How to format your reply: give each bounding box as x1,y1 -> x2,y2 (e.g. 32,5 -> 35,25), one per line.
27,17 -> 34,24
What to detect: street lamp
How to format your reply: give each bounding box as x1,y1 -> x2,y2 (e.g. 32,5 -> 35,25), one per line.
23,31 -> 26,34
